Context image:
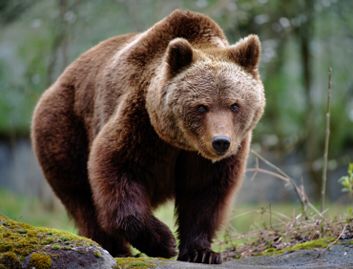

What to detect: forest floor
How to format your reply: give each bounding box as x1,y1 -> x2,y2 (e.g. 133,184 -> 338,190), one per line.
1,188 -> 353,268
1,213 -> 353,268
115,244 -> 353,268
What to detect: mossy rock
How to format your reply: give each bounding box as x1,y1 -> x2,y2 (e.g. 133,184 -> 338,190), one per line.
261,237 -> 336,256
0,251 -> 21,269
0,215 -> 116,269
27,252 -> 52,269
114,257 -> 158,269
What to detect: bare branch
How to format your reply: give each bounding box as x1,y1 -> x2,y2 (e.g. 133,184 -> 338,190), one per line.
248,150 -> 317,217
321,67 -> 333,212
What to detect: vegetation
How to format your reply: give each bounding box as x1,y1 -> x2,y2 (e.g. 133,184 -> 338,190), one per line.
339,163 -> 353,195
0,0 -> 352,265
220,138 -> 353,260
0,214 -> 99,268
0,189 -> 75,233
114,257 -> 158,269
1,188 -> 352,262
219,204 -> 353,259
27,252 -> 52,269
0,0 -> 352,196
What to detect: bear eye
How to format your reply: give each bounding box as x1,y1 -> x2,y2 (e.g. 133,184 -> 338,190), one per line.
196,105 -> 208,114
230,103 -> 240,112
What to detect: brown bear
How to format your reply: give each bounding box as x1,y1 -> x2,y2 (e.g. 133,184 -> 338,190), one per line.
31,9 -> 265,264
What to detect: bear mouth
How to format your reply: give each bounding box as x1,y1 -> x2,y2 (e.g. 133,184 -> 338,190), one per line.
197,140 -> 242,162
198,146 -> 233,162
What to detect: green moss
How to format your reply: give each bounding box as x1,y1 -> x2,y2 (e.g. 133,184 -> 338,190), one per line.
286,237 -> 335,251
262,247 -> 277,254
0,251 -> 21,269
0,245 -> 11,252
94,250 -> 102,258
114,257 -> 157,269
0,215 -> 98,263
50,244 -> 61,250
262,237 -> 336,256
28,252 -> 52,269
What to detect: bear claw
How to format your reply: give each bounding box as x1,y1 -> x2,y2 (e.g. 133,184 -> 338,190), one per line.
178,248 -> 222,264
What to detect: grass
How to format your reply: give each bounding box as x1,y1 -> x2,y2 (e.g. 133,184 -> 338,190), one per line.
1,187 -> 351,234
0,189 -> 75,233
217,202 -> 353,259
1,187 -> 352,259
229,202 -> 352,233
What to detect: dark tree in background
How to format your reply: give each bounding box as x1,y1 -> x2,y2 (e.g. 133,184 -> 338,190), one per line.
0,0 -> 32,24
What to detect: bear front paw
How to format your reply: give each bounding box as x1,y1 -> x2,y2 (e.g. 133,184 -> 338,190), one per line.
178,248 -> 222,264
126,216 -> 177,258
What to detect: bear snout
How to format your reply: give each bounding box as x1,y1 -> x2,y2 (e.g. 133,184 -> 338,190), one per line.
212,135 -> 231,155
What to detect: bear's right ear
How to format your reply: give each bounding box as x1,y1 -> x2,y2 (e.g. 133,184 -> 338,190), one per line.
166,38 -> 193,77
228,34 -> 261,75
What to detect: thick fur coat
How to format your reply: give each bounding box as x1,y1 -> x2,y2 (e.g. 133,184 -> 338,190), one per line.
31,10 -> 265,264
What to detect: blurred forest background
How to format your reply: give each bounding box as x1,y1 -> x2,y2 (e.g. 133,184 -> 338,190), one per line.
0,0 -> 352,231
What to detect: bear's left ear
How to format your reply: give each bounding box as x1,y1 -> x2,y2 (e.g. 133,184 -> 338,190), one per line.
166,38 -> 193,77
228,34 -> 261,74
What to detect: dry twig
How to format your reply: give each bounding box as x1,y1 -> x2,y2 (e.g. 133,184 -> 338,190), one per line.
248,150 -> 313,217
321,67 -> 333,212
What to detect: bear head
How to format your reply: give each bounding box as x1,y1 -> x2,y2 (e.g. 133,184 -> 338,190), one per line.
146,35 -> 265,162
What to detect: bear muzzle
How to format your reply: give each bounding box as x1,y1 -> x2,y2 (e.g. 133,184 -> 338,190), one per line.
212,135 -> 231,155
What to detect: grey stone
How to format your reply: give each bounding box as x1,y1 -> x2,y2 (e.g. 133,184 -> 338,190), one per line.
117,244 -> 353,269
23,246 -> 116,269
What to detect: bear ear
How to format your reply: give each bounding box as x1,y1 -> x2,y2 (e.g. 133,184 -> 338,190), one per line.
166,38 -> 193,77
228,34 -> 261,74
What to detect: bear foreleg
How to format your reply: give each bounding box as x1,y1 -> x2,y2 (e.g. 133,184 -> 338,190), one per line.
175,136 -> 250,264
88,127 -> 177,258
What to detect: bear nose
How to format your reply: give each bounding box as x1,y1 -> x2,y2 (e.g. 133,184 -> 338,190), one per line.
212,136 -> 231,155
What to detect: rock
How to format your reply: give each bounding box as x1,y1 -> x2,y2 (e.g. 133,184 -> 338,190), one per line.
2,215 -> 353,269
232,244 -> 353,269
114,244 -> 353,269
0,215 -> 116,269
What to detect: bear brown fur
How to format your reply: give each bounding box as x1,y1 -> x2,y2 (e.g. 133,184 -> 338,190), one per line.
31,9 -> 265,264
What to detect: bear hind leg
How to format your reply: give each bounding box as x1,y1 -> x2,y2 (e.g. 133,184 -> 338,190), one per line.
31,88 -> 130,256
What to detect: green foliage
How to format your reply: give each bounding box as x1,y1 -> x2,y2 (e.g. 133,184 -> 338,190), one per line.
338,163 -> 353,194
